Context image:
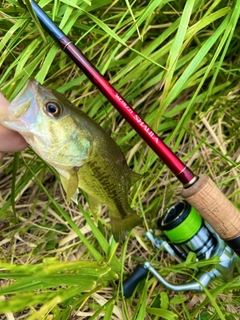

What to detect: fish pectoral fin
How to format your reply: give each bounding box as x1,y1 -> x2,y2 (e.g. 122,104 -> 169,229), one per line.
110,210 -> 142,242
88,194 -> 102,222
71,190 -> 79,204
59,168 -> 79,203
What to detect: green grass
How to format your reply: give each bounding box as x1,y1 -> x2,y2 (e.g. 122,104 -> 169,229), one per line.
0,0 -> 240,319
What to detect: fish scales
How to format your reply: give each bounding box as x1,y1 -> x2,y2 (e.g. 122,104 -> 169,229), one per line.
79,159 -> 129,218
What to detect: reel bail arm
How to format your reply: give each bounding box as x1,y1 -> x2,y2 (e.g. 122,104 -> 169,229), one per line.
123,261 -> 214,298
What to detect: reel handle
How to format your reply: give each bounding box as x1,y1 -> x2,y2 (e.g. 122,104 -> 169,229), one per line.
123,264 -> 148,298
182,174 -> 240,253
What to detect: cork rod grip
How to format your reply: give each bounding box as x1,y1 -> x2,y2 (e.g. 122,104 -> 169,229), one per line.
181,174 -> 240,241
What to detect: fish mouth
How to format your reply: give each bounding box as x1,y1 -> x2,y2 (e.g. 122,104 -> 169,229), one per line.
8,78 -> 39,119
0,78 -> 40,134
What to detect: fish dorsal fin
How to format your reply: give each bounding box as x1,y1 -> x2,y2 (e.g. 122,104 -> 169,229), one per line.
58,167 -> 79,203
130,171 -> 142,186
110,209 -> 142,242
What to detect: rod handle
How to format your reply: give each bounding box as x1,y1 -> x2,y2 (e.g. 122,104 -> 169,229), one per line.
123,264 -> 148,298
181,174 -> 240,241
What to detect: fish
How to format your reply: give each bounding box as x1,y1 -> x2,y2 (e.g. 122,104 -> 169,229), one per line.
0,79 -> 142,241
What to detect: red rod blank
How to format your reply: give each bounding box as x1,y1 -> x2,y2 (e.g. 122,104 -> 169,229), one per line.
59,36 -> 196,186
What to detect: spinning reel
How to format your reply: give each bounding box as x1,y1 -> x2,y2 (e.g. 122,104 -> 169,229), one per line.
123,201 -> 239,297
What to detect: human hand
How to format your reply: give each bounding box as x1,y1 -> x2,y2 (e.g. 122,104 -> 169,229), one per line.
0,92 -> 28,160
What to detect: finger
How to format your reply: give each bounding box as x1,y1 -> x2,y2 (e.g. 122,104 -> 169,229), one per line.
0,92 -> 28,153
0,92 -> 9,115
0,124 -> 28,152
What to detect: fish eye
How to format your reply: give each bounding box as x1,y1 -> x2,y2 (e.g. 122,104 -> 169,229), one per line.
45,102 -> 62,118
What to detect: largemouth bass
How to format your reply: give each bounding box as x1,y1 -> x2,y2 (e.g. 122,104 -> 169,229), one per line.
0,79 -> 141,241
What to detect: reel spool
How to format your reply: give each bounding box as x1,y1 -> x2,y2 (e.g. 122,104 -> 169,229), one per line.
123,201 -> 238,298
158,200 -> 218,261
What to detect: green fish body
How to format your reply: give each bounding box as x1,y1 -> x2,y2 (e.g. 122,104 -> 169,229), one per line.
0,79 -> 141,241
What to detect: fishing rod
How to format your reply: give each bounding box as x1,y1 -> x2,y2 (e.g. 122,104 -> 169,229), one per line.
20,0 -> 240,255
